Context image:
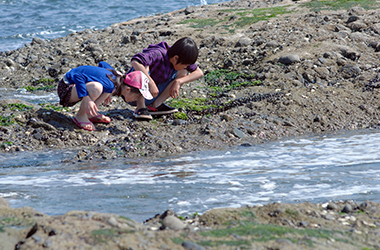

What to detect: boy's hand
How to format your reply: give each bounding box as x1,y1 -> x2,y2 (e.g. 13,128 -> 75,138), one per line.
149,80 -> 159,97
170,80 -> 181,98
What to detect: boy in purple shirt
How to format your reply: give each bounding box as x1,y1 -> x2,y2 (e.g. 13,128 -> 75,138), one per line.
128,37 -> 204,120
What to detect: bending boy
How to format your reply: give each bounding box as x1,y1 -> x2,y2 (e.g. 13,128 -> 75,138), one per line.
128,37 -> 204,120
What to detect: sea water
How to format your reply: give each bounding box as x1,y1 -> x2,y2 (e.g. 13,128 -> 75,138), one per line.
0,0 -> 228,52
1,0 -> 380,223
1,129 -> 379,222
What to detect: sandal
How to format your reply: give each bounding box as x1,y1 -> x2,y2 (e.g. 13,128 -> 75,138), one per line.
89,114 -> 111,124
72,117 -> 95,131
134,108 -> 152,121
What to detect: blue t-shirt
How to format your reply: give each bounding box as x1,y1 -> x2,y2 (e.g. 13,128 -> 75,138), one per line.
65,61 -> 115,98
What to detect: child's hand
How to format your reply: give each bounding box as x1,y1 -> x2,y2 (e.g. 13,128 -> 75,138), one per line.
83,96 -> 99,117
103,96 -> 112,105
170,80 -> 181,98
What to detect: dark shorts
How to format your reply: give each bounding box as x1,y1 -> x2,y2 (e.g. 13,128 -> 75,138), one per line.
57,79 -> 78,107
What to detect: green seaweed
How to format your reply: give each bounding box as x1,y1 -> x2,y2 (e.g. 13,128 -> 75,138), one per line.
174,112 -> 188,120
302,0 -> 380,12
2,103 -> 33,111
224,6 -> 292,28
91,228 -> 134,244
204,69 -> 261,96
178,18 -> 220,28
169,97 -> 217,112
38,103 -> 69,112
0,114 -> 15,126
198,221 -> 351,247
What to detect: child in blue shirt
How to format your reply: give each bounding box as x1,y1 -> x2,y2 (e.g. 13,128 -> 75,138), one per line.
57,61 -> 152,131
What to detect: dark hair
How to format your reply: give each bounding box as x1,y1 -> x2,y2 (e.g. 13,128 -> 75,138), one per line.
106,69 -> 140,97
167,37 -> 198,65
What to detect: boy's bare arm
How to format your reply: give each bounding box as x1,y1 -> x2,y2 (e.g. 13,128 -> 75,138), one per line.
170,67 -> 204,98
130,60 -> 159,97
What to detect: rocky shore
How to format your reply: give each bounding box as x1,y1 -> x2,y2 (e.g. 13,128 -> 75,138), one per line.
1,197 -> 380,249
1,0 -> 380,161
1,0 -> 380,249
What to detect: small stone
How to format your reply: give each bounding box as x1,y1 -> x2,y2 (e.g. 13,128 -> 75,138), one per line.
220,114 -> 233,121
299,221 -> 309,227
33,133 -> 43,140
172,119 -> 186,126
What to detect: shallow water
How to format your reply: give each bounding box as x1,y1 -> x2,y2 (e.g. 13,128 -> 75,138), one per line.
0,0 -> 226,52
1,129 -> 379,222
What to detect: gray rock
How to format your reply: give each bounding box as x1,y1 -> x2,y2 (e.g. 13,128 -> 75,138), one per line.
182,241 -> 206,250
265,41 -> 279,48
340,64 -> 361,78
32,37 -> 46,45
327,202 -> 338,210
347,15 -> 359,23
279,54 -> 300,65
342,204 -> 353,213
162,215 -> 186,230
233,128 -> 245,139
0,197 -> 10,207
172,119 -> 186,126
235,37 -> 252,47
185,6 -> 197,15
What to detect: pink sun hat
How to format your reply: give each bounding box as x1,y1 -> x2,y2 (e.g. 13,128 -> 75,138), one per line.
124,71 -> 153,100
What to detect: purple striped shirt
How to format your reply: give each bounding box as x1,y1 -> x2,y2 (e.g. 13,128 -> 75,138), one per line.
131,41 -> 197,84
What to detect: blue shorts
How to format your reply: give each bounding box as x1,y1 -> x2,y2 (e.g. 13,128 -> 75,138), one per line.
127,68 -> 178,106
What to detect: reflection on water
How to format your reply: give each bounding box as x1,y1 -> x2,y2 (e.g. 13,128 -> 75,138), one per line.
1,129 -> 380,222
0,88 -> 59,104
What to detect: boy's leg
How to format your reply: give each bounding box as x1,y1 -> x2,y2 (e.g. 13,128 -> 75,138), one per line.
148,69 -> 188,108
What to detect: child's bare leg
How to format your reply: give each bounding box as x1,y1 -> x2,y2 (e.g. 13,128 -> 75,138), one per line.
91,93 -> 112,122
135,95 -> 147,111
70,82 -> 103,124
150,69 -> 188,108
